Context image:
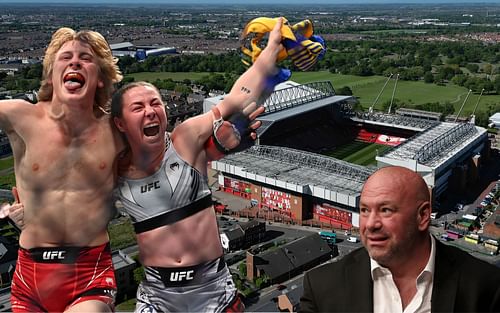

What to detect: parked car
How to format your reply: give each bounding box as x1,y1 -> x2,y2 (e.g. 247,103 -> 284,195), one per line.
440,234 -> 452,241
347,236 -> 359,243
454,203 -> 464,211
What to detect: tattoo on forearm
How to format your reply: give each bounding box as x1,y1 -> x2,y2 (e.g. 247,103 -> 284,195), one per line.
240,86 -> 251,94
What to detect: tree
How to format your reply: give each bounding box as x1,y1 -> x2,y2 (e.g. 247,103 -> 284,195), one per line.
436,66 -> 460,82
133,266 -> 144,285
483,63 -> 493,76
336,86 -> 353,96
174,84 -> 191,97
25,63 -> 42,79
238,262 -> 247,277
27,78 -> 40,91
474,111 -> 489,128
451,74 -> 468,87
122,76 -> 135,84
466,63 -> 479,74
424,72 -> 434,84
160,78 -> 176,91
119,55 -> 136,68
254,275 -> 269,289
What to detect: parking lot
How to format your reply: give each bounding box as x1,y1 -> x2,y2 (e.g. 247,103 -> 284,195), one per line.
430,177 -> 500,266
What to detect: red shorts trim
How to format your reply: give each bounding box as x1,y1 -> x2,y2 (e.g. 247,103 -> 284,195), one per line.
11,243 -> 117,312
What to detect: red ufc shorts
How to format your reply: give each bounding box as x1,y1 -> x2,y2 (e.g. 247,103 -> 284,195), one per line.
11,243 -> 116,312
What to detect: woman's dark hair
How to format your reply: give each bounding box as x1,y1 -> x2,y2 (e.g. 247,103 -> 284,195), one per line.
111,81 -> 158,118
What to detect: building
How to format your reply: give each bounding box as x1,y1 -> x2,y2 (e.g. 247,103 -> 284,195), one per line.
488,112 -> 500,128
111,250 -> 138,302
220,219 -> 266,253
109,42 -> 176,60
246,233 -> 332,284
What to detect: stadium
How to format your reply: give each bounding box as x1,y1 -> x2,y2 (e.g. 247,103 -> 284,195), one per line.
204,80 -> 490,231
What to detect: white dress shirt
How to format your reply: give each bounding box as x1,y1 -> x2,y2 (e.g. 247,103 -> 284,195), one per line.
371,234 -> 436,313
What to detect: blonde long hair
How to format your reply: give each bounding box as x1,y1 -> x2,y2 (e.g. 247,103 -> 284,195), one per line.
38,27 -> 123,113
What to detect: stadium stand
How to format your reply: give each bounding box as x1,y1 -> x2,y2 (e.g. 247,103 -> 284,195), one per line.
356,129 -> 378,143
396,107 -> 442,121
353,111 -> 439,131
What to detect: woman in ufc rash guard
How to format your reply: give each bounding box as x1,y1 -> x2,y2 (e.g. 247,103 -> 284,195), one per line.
110,18 -> 284,313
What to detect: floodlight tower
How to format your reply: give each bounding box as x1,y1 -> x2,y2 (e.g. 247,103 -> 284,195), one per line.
369,73 -> 393,114
455,89 -> 472,122
470,88 -> 484,125
388,73 -> 399,114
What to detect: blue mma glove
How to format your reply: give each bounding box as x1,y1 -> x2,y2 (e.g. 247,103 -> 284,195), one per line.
204,106 -> 257,159
225,112 -> 255,153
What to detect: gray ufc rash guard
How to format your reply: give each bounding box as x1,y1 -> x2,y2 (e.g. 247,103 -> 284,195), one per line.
116,140 -> 213,234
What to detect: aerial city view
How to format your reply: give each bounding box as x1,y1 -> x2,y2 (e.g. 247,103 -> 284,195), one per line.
0,0 -> 499,312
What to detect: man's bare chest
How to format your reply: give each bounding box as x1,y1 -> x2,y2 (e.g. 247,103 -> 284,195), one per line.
18,127 -> 117,187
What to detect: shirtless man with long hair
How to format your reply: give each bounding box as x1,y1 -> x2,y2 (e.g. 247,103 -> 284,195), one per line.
0,27 -> 123,312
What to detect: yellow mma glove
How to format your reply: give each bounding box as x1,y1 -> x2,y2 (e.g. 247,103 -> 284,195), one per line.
241,17 -> 326,71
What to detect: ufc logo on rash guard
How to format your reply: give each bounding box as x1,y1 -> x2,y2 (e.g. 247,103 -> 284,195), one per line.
141,181 -> 160,193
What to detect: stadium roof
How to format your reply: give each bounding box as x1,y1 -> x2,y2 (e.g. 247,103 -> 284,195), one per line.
213,145 -> 374,207
109,42 -> 134,50
352,111 -> 438,132
378,121 -> 487,169
257,94 -> 353,137
203,80 -> 355,137
202,80 -> 303,110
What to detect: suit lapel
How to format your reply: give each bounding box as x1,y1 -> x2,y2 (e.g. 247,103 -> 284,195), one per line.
431,241 -> 459,312
345,249 -> 374,312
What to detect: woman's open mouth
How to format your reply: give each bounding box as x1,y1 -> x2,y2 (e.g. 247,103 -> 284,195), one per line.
143,123 -> 160,137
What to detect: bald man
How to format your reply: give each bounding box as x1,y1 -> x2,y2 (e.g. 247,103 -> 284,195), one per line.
300,166 -> 500,313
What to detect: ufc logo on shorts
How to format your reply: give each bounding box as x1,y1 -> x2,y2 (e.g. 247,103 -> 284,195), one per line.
42,251 -> 66,260
141,181 -> 160,193
169,270 -> 194,282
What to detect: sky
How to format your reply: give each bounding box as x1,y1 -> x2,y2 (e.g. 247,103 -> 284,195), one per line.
1,0 -> 499,4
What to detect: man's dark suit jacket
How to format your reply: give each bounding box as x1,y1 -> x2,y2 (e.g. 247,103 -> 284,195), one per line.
300,239 -> 500,312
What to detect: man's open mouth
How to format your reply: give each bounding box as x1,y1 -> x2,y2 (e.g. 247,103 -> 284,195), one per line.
63,72 -> 85,89
144,123 -> 160,137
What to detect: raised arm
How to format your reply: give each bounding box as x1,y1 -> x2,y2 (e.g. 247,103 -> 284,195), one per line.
0,99 -> 33,133
172,18 -> 284,170
217,17 -> 284,118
